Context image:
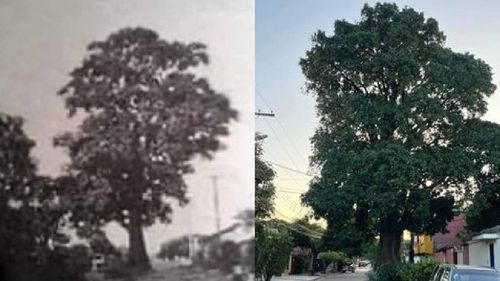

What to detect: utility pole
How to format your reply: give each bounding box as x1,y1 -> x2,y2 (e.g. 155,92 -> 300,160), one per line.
186,192 -> 194,261
211,175 -> 221,236
255,109 -> 275,117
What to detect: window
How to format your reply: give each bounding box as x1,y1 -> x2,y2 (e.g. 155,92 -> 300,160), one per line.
434,268 -> 444,281
441,268 -> 450,281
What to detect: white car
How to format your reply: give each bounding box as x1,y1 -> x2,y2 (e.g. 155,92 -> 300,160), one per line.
431,264 -> 500,281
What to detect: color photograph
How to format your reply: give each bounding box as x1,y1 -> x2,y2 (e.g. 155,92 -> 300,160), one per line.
256,1 -> 500,281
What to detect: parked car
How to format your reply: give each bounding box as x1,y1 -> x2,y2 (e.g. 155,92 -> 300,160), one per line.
358,260 -> 370,267
431,264 -> 500,281
342,262 -> 355,273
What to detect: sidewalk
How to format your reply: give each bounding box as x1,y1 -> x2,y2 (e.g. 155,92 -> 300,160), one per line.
271,275 -> 321,281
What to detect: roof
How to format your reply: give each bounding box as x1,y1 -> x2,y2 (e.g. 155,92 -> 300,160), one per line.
433,215 -> 466,251
478,225 -> 500,235
470,225 -> 500,242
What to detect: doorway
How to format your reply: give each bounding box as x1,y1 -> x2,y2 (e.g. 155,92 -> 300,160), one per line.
489,243 -> 495,268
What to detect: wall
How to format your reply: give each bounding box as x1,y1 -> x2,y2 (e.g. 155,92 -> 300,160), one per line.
434,246 -> 469,265
495,239 -> 500,269
469,241 -> 491,268
415,235 -> 433,255
463,244 -> 469,265
434,250 -> 446,263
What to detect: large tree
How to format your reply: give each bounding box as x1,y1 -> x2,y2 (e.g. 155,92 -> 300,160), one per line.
300,3 -> 496,264
55,27 -> 237,269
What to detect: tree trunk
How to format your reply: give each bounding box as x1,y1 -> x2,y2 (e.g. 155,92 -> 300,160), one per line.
127,208 -> 151,270
379,228 -> 402,265
409,233 -> 415,264
264,272 -> 272,281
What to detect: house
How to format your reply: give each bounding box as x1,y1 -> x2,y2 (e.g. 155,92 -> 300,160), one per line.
467,225 -> 500,269
412,234 -> 433,262
432,215 -> 469,265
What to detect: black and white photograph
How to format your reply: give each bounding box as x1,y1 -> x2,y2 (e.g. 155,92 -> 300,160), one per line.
0,1 -> 254,280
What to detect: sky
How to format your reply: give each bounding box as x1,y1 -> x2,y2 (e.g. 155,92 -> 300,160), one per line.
256,0 -> 500,224
0,0 -> 254,255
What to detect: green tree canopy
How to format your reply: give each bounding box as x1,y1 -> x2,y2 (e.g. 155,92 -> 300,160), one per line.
464,120 -> 500,232
55,27 -> 237,269
255,133 -> 276,222
300,3 -> 497,264
256,227 -> 292,281
289,217 -> 322,253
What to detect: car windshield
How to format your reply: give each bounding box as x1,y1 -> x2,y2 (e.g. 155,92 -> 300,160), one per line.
451,270 -> 500,281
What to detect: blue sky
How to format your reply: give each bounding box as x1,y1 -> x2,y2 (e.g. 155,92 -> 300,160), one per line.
256,0 -> 500,222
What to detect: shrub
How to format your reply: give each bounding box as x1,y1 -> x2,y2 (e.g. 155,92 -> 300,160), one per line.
256,227 -> 293,281
368,262 -> 413,281
318,251 -> 347,272
369,260 -> 440,281
100,252 -> 135,281
411,259 -> 439,281
2,245 -> 92,281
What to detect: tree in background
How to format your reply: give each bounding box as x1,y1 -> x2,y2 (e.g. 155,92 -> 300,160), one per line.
288,217 -> 323,274
318,251 -> 347,272
256,227 -> 292,281
320,220 -> 373,258
301,3 -> 497,264
0,113 -> 90,281
55,27 -> 237,270
464,120 -> 500,232
0,113 -> 38,267
255,133 -> 287,280
156,236 -> 189,261
466,184 -> 500,232
255,133 -> 276,224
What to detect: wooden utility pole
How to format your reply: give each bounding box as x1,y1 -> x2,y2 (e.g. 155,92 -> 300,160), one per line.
211,175 -> 221,235
255,109 -> 275,117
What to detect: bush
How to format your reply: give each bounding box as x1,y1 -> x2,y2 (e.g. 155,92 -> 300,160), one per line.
1,244 -> 92,281
317,251 -> 347,272
256,227 -> 293,281
411,259 -> 439,281
368,262 -> 413,281
368,260 -> 440,281
100,253 -> 134,281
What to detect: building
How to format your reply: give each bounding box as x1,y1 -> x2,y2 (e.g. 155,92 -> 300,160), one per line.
432,215 -> 469,265
468,225 -> 500,269
412,234 -> 434,262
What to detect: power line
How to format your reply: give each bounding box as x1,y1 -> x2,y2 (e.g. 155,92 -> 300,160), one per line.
257,90 -> 309,169
267,160 -> 312,176
263,118 -> 303,173
276,194 -> 309,222
274,117 -> 309,167
275,177 -> 311,181
273,210 -> 323,239
281,192 -> 309,218
276,189 -> 304,194
256,91 -> 274,112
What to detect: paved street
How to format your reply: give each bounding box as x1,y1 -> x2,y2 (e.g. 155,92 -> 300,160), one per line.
317,267 -> 370,281
317,271 -> 368,281
271,267 -> 370,281
272,276 -> 319,281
